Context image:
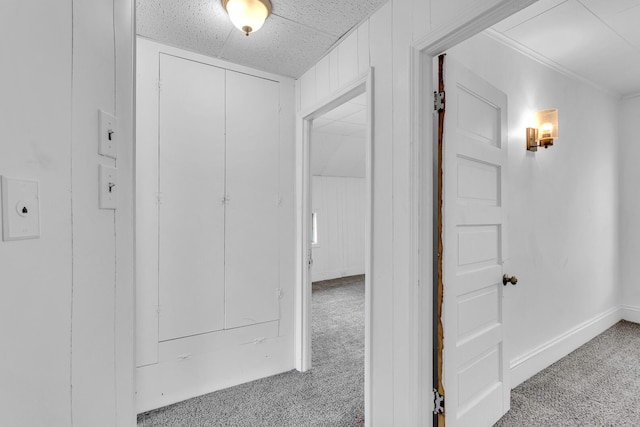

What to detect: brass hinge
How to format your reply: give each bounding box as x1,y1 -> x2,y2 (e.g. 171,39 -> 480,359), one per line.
434,91 -> 445,112
433,388 -> 444,415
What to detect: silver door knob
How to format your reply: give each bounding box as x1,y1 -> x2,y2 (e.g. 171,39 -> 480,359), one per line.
503,274 -> 518,286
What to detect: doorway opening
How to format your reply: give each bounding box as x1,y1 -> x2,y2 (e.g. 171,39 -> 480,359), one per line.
309,91 -> 368,422
296,72 -> 373,423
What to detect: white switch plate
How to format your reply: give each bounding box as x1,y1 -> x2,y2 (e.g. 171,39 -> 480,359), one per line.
98,109 -> 117,159
99,164 -> 118,210
1,176 -> 40,241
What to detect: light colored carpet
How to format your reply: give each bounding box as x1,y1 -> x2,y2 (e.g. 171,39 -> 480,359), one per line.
494,320 -> 640,426
137,275 -> 365,427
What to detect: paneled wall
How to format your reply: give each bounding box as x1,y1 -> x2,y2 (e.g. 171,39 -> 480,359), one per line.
72,1 -> 135,425
0,1 -> 134,426
299,23 -> 371,113
311,176 -> 366,281
136,38 -> 296,412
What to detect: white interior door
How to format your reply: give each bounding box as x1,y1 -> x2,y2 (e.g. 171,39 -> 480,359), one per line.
441,57 -> 510,427
158,54 -> 226,341
224,70 -> 280,329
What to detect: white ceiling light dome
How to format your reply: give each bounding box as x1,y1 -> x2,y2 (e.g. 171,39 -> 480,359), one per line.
222,0 -> 272,36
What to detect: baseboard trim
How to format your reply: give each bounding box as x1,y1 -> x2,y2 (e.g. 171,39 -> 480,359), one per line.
312,268 -> 365,283
622,305 -> 640,324
509,306 -> 622,387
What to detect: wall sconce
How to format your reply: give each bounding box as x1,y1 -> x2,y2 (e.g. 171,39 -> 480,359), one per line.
526,109 -> 559,152
222,0 -> 272,36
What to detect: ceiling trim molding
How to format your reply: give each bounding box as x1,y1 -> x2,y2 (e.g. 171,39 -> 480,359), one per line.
483,28 -> 621,99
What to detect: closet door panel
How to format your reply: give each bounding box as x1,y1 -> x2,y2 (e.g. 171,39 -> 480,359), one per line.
158,54 -> 226,341
225,71 -> 280,329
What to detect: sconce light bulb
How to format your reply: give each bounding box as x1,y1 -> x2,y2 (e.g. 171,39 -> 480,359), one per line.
540,123 -> 553,139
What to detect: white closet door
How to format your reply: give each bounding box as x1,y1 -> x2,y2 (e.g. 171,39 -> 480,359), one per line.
225,71 -> 280,329
158,54 -> 226,341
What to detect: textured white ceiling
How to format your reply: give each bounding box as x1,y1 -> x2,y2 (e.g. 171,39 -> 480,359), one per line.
311,94 -> 366,178
491,0 -> 640,96
138,0 -> 640,92
136,0 -> 386,78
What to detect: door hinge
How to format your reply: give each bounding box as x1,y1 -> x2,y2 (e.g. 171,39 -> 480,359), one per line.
434,91 -> 445,112
276,288 -> 283,299
307,248 -> 313,268
433,388 -> 444,415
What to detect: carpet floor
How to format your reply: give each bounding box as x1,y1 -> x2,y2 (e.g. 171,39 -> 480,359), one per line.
137,275 -> 365,427
494,320 -> 640,426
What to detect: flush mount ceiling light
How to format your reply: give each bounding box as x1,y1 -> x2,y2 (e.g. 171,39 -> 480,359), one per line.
222,0 -> 272,36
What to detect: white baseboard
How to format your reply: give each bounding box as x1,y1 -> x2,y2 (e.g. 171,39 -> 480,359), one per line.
622,305 -> 640,324
509,306 -> 622,388
312,268 -> 365,282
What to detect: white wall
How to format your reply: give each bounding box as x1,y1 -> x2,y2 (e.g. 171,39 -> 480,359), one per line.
620,95 -> 640,322
0,1 -> 134,426
312,176 -> 366,281
0,3 -> 73,425
311,132 -> 366,178
448,32 -> 621,386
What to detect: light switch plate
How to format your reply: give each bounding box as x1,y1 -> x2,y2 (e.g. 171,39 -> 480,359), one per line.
99,164 -> 118,210
1,176 -> 40,241
99,109 -> 117,159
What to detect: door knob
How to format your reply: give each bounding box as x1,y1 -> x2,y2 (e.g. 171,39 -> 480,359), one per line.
503,274 -> 518,286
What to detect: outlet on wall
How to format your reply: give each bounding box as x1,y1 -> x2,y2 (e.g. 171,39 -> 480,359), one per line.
1,176 -> 40,241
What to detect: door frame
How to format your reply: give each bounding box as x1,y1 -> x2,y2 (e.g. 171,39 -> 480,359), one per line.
295,69 -> 373,420
410,1 -> 536,424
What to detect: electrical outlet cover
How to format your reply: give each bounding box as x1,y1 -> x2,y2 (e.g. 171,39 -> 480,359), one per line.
1,176 -> 40,241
